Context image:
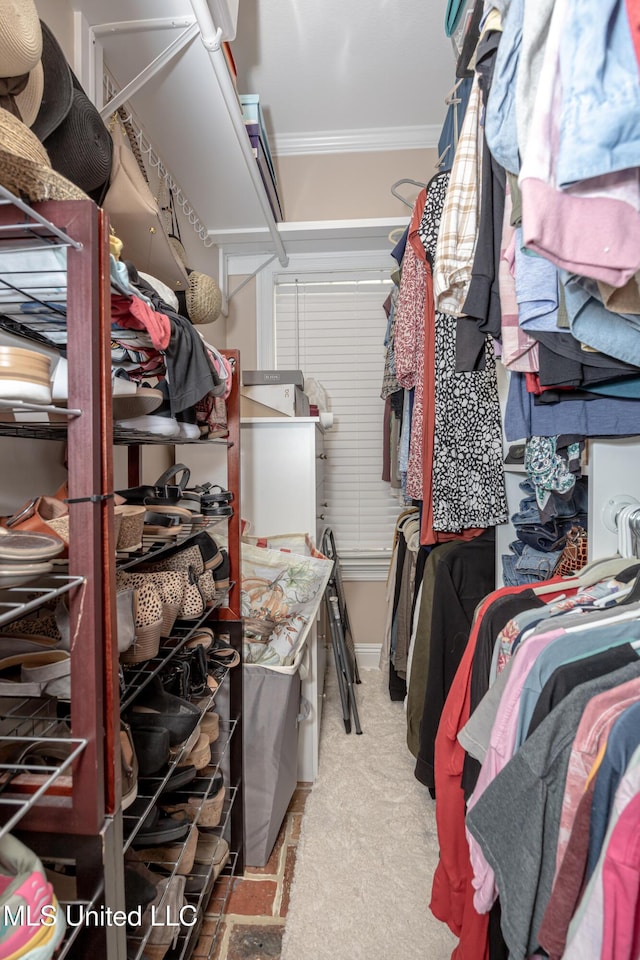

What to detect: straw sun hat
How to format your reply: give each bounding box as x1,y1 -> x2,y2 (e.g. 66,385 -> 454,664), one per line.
0,106 -> 88,201
186,270 -> 223,326
0,0 -> 44,127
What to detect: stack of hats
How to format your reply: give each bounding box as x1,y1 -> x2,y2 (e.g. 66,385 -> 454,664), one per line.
0,0 -> 112,203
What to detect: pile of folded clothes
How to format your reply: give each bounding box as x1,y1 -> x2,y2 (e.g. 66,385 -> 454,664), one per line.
502,477 -> 588,587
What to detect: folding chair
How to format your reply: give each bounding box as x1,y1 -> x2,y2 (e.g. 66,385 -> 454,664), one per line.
321,528 -> 362,734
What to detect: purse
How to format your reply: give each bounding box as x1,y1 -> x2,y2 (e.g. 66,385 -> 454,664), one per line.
552,525 -> 589,577
102,120 -> 189,293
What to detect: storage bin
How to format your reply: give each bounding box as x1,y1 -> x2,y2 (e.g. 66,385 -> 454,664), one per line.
243,641 -> 310,867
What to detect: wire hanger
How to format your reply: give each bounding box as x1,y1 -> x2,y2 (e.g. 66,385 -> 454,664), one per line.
390,178 -> 428,209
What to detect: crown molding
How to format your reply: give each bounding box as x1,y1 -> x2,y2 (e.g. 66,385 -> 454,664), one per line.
272,124 -> 441,157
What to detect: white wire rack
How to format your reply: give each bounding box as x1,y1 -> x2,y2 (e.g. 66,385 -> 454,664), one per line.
103,72 -> 215,248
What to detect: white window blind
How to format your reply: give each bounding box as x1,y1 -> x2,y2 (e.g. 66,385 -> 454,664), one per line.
274,276 -> 400,555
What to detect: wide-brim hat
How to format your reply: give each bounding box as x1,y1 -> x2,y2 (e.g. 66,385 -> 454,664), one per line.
31,21 -> 73,141
44,73 -> 112,197
185,271 -> 223,325
0,1 -> 41,75
0,59 -> 43,128
0,1 -> 43,127
0,107 -> 88,202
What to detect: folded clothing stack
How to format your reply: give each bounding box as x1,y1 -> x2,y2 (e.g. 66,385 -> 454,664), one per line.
502,478 -> 589,587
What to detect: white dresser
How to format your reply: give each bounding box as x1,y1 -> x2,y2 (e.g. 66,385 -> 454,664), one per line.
240,417 -> 327,782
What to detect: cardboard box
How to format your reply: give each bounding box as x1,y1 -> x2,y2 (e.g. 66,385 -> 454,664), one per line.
241,383 -> 310,417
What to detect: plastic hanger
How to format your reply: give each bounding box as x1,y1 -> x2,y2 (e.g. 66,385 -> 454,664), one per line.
435,144 -> 452,170
563,600 -> 640,633
390,179 -> 428,210
387,226 -> 406,245
525,555 -> 635,599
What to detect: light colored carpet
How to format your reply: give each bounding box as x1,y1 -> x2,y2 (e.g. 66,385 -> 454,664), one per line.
281,666 -> 458,960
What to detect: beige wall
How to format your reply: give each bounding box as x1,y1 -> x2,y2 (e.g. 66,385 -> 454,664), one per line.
343,581 -> 388,649
222,275 -> 258,367
35,0 -> 74,60
274,147 -> 439,222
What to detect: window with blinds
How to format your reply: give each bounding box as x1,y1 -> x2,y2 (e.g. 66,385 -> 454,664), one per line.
274,276 -> 401,556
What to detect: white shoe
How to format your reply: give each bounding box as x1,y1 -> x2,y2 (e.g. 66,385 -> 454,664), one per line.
116,414 -> 181,437
177,421 -> 201,441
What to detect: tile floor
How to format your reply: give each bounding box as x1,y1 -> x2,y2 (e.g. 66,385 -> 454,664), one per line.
193,783 -> 312,960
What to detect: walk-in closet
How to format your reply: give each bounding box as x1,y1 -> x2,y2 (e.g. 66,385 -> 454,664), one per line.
0,1 -> 638,959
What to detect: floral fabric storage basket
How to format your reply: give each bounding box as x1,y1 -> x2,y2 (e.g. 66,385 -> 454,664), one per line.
240,537 -> 333,667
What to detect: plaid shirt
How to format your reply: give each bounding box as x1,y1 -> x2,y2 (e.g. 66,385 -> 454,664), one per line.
434,76 -> 483,317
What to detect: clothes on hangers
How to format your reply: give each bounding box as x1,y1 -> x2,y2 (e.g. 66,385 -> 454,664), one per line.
427,557 -> 640,959
467,661 -> 640,960
405,541 -> 459,756
394,189 -> 428,502
414,528 -> 497,790
458,26 -> 507,362
416,173 -> 507,539
434,77 -> 483,317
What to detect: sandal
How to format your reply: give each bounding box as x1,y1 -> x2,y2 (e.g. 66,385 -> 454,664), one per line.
116,463 -> 202,514
208,639 -> 240,669
157,764 -> 198,794
130,810 -> 191,847
197,483 -> 234,507
201,503 -> 234,519
129,724 -> 171,778
161,776 -> 225,826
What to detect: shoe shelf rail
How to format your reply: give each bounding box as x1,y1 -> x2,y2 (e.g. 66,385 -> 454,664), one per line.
0,186 -> 84,249
125,783 -> 239,960
0,398 -> 82,416
0,732 -> 87,838
119,609 -> 232,712
0,573 -> 85,627
122,712 -> 237,852
126,798 -> 239,960
54,887 -> 106,960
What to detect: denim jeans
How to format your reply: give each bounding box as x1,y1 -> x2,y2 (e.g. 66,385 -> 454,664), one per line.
515,525 -> 562,553
515,545 -> 563,578
503,554 -> 545,587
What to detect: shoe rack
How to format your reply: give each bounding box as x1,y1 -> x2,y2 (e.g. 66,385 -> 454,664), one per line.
0,190 -> 244,960
121,349 -> 244,960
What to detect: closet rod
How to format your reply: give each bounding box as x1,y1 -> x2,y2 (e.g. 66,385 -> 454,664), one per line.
188,0 -> 289,268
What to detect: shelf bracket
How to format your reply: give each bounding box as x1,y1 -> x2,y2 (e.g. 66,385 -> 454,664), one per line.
219,249 -> 278,317
96,20 -> 200,119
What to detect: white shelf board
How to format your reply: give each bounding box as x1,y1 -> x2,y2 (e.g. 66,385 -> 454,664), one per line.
213,217 -> 410,256
241,416 -> 320,424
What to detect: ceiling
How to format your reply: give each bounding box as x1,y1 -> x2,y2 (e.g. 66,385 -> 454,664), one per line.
69,0 -> 456,256
231,0 -> 455,152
